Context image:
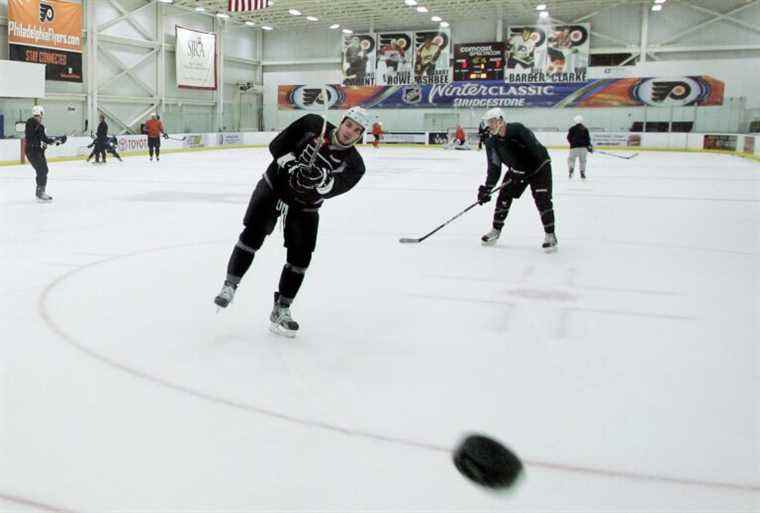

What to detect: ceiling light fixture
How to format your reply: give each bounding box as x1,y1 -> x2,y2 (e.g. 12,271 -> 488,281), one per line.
261,25 -> 273,30
288,8 -> 302,15
439,21 -> 449,28
431,15 -> 441,22
245,21 -> 255,26
651,4 -> 662,10
342,28 -> 354,34
539,11 -> 549,18
329,23 -> 340,29
216,12 -> 229,18
536,3 -> 547,10
306,16 -> 318,21
416,6 -> 428,13
404,0 -> 418,5
194,6 -> 204,11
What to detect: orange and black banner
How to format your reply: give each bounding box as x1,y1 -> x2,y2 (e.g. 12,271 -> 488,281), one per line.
7,0 -> 83,82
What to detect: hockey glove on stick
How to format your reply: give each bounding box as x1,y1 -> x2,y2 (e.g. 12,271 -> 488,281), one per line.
477,185 -> 493,204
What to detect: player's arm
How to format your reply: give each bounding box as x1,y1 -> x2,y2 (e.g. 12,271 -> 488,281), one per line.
320,151 -> 365,199
269,114 -> 323,160
513,124 -> 548,169
483,139 -> 502,188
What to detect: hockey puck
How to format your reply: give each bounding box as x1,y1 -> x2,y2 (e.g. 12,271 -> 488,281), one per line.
452,434 -> 523,490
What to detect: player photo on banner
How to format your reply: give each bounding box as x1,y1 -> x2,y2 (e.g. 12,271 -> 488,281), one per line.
342,33 -> 376,86
507,23 -> 589,83
376,32 -> 413,86
413,29 -> 452,85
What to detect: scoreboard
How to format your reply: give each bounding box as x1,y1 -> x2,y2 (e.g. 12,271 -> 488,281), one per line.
453,42 -> 505,81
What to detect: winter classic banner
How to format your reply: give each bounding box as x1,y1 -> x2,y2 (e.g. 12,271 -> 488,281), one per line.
7,0 -> 83,82
506,23 -> 590,83
278,76 -> 724,110
175,26 -> 217,90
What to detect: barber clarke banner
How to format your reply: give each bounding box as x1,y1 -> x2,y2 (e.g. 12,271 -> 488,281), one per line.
176,26 -> 217,89
278,76 -> 724,110
376,32 -> 413,86
413,29 -> 452,84
506,23 -> 589,83
8,0 -> 82,81
342,33 -> 376,86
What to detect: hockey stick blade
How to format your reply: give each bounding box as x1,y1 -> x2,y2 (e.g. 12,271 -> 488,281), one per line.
399,237 -> 422,244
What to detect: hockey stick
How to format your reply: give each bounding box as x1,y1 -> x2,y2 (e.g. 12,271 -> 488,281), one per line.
399,182 -> 510,244
595,149 -> 639,160
307,86 -> 329,170
165,135 -> 186,142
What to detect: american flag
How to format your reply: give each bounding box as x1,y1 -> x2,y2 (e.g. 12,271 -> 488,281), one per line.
228,0 -> 270,12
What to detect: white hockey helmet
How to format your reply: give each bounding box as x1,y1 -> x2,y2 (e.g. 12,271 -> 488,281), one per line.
32,105 -> 44,117
482,108 -> 504,122
574,115 -> 584,124
342,106 -> 371,131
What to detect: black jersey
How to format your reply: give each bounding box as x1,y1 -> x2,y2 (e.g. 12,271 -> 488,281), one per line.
484,123 -> 550,187
24,117 -> 55,151
567,123 -> 591,148
96,120 -> 109,141
265,114 -> 366,209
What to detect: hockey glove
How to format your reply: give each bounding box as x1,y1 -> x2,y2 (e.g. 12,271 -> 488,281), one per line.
587,145 -> 593,153
58,135 -> 67,145
293,165 -> 328,191
477,185 -> 492,204
163,133 -> 169,139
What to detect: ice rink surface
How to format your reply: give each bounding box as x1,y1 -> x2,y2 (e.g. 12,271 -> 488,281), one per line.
1,145 -> 758,512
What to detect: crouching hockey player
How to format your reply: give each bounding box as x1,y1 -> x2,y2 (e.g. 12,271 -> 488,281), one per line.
24,105 -> 67,202
477,108 -> 557,252
213,107 -> 371,336
443,125 -> 472,150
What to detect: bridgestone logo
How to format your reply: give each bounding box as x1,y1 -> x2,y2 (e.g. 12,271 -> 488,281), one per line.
8,20 -> 81,47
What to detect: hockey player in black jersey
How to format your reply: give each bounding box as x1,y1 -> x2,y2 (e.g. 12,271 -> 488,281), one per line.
478,108 -> 557,252
214,107 -> 371,336
24,105 -> 66,202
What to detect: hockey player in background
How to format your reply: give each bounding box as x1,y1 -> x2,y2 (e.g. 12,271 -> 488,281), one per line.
478,119 -> 489,150
213,107 -> 371,337
478,108 -> 557,252
567,115 -> 592,179
371,121 -> 383,148
89,113 -> 109,164
143,113 -> 167,161
24,105 -> 66,202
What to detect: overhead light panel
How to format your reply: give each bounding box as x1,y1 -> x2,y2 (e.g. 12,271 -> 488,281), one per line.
216,12 -> 229,18
416,6 -> 428,13
342,28 -> 354,34
157,0 -> 172,4
539,10 -> 549,18
651,4 -> 662,10
306,16 -> 318,21
329,23 -> 340,29
245,21 -> 255,26
654,0 -> 666,3
431,15 -> 441,22
288,8 -> 301,15
404,0 -> 418,5
261,25 -> 273,30
194,6 -> 205,11
536,3 -> 547,9
439,21 -> 449,28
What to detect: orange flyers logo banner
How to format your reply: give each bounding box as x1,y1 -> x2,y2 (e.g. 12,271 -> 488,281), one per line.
8,0 -> 82,53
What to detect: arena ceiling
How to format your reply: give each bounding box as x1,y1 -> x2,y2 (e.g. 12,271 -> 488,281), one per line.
171,0 -> 650,32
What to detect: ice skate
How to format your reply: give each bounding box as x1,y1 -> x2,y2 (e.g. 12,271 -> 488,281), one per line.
481,227 -> 501,245
269,292 -> 298,338
35,187 -> 53,203
213,282 -> 237,308
542,233 -> 558,253
580,171 -> 586,180
568,168 -> 574,179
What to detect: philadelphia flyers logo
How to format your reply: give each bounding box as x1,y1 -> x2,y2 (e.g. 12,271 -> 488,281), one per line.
634,77 -> 706,106
39,1 -> 54,22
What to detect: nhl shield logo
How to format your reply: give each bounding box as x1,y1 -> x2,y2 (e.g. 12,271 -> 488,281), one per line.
402,84 -> 422,104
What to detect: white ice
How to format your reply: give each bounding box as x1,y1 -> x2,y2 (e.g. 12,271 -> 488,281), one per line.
0,145 -> 758,512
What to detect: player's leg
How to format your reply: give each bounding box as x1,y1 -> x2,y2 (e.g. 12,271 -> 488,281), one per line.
270,209 -> 319,336
567,148 -> 576,178
530,165 -> 557,251
482,179 -> 526,244
148,137 -> 155,160
29,152 -> 52,201
214,177 -> 279,308
579,148 -> 588,179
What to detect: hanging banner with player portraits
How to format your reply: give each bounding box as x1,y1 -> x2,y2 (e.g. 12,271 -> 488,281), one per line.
506,23 -> 589,83
413,29 -> 452,85
376,32 -> 414,86
342,33 -> 376,86
7,0 -> 83,82
175,26 -> 217,90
